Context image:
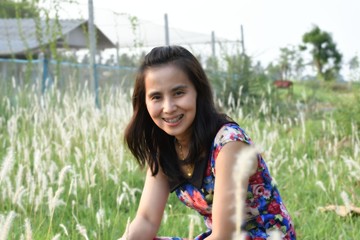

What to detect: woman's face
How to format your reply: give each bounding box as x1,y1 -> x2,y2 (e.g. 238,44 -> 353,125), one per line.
145,64 -> 197,142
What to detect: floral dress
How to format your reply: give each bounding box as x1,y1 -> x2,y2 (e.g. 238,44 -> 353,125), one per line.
155,123 -> 296,240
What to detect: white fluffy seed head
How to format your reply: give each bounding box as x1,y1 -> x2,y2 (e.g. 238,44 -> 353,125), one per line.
232,145 -> 258,238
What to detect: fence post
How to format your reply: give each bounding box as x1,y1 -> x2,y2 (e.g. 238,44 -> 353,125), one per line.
40,52 -> 48,94
164,13 -> 170,45
88,0 -> 100,108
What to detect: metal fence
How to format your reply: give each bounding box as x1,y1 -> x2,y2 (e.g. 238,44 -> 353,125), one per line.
0,58 -> 137,97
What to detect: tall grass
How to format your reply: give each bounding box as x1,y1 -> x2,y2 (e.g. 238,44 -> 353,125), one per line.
0,81 -> 359,239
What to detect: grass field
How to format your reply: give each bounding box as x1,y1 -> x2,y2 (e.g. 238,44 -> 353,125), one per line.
0,81 -> 359,239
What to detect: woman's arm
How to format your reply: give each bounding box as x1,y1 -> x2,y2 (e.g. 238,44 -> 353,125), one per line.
206,141 -> 257,240
121,168 -> 170,240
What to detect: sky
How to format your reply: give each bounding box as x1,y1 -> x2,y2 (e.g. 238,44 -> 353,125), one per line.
52,0 -> 359,71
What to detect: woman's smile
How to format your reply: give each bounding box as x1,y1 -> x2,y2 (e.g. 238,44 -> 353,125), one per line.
163,114 -> 184,124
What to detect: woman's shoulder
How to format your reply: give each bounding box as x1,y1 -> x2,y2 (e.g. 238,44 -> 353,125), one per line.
214,122 -> 252,146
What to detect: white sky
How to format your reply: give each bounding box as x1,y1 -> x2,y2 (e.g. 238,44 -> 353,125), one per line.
54,0 -> 359,68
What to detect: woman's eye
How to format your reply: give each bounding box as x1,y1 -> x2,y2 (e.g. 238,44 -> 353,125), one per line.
175,91 -> 184,96
151,95 -> 161,100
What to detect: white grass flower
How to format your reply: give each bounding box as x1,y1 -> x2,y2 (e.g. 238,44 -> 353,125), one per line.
232,145 -> 258,238
48,187 -> 66,216
15,164 -> 24,190
76,224 -> 89,240
123,217 -> 130,240
24,218 -> 32,240
51,233 -> 61,240
117,193 -> 129,207
0,211 -> 17,240
315,180 -> 327,193
121,182 -> 141,204
340,191 -> 351,214
0,148 -> 15,185
87,193 -> 92,208
96,208 -> 105,228
59,224 -> 69,236
188,217 -> 194,240
268,228 -> 283,240
57,165 -> 72,187
12,185 -> 26,213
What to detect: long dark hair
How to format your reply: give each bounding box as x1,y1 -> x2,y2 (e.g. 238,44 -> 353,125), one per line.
124,45 -> 231,180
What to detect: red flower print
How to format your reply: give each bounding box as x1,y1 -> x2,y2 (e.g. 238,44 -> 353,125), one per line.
249,172 -> 264,185
256,216 -> 263,224
213,147 -> 221,159
192,190 -> 211,214
253,184 -> 265,197
205,162 -> 212,175
267,200 -> 281,214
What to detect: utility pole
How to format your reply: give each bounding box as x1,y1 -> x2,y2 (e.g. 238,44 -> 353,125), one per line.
88,0 -> 100,108
164,13 -> 170,45
211,31 -> 216,57
240,24 -> 245,55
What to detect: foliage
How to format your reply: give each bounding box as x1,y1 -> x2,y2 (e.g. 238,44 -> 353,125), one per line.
0,0 -> 40,18
332,83 -> 360,134
348,54 -> 360,82
271,45 -> 305,81
0,82 -> 359,239
206,51 -> 270,110
300,25 -> 342,81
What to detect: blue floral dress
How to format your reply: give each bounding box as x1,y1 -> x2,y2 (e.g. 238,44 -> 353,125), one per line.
155,123 -> 296,239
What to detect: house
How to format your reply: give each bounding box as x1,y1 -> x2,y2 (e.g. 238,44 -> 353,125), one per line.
0,18 -> 115,58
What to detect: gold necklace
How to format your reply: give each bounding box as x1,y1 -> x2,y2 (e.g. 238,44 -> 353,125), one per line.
177,140 -> 185,160
175,139 -> 194,178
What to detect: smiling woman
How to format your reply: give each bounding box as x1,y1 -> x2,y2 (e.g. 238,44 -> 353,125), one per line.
120,45 -> 296,240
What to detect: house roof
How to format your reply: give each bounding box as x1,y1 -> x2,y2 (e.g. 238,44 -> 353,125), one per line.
0,18 -> 116,57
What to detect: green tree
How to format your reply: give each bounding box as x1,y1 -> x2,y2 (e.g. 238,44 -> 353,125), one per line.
267,45 -> 304,81
348,55 -> 360,82
0,0 -> 40,18
278,45 -> 304,80
300,25 -> 342,81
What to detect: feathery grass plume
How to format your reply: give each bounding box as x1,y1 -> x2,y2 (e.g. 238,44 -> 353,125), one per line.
122,181 -> 141,204
51,234 -> 61,240
48,187 -> 65,216
123,217 -> 131,240
25,218 -> 32,240
59,224 -> 69,236
268,228 -> 283,240
12,185 -> 26,212
0,148 -> 14,185
0,211 -> 17,240
87,193 -> 93,208
15,164 -> 24,190
96,208 -> 105,228
76,224 -> 89,240
188,217 -> 194,240
340,191 -> 352,214
315,180 -> 327,193
57,165 -> 72,187
232,145 -> 258,240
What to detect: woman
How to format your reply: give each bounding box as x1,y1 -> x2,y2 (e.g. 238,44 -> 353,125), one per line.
121,45 -> 296,239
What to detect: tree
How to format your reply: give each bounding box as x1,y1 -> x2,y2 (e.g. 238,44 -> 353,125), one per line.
300,25 -> 342,81
267,45 -> 304,81
0,0 -> 40,18
348,55 -> 360,82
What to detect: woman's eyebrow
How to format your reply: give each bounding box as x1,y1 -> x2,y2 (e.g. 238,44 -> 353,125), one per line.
147,90 -> 161,98
172,85 -> 188,92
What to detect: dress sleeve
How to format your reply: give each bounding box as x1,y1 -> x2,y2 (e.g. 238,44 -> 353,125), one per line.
211,123 -> 253,174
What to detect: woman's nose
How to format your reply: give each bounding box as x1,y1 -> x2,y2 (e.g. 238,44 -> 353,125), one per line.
163,97 -> 177,113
